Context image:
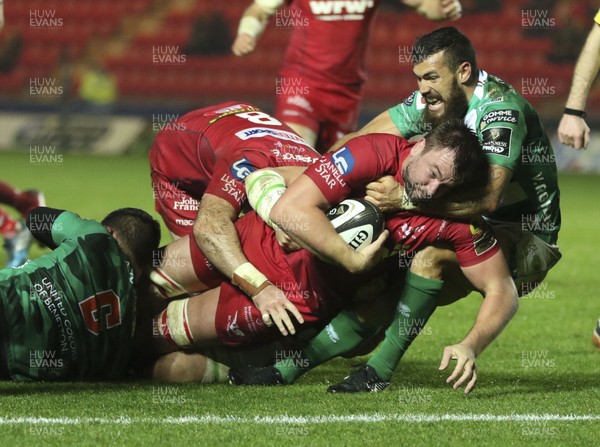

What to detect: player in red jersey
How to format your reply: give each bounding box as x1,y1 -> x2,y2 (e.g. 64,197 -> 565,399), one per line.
150,101 -> 318,239
232,0 -> 462,152
151,121 -> 517,395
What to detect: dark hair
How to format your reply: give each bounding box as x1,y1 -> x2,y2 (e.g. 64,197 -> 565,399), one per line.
102,208 -> 161,267
414,27 -> 478,83
423,119 -> 489,190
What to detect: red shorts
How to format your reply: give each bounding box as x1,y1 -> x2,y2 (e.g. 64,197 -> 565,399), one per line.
274,70 -> 361,152
210,213 -> 331,346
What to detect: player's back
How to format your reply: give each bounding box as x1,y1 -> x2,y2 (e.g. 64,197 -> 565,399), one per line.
0,212 -> 137,381
283,0 -> 380,87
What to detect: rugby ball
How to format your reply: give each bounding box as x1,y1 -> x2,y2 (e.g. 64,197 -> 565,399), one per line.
326,199 -> 384,251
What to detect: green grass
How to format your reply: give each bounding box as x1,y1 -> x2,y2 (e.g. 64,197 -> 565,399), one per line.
1,151 -> 599,446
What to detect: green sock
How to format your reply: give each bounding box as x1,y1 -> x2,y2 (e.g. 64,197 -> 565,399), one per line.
275,309 -> 379,384
367,271 -> 443,381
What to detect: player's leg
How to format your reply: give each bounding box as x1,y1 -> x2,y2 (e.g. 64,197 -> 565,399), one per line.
150,234 -> 225,300
0,181 -> 45,216
150,350 -> 229,383
153,287 -> 221,354
329,246 -> 458,392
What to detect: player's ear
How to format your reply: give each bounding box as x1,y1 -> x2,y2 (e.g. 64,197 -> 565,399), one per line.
457,61 -> 471,85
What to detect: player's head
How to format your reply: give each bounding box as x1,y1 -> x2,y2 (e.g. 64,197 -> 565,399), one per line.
412,27 -> 478,126
102,208 -> 161,271
402,119 -> 489,201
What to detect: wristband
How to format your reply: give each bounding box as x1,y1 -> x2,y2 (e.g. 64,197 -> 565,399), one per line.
563,108 -> 586,118
232,262 -> 271,297
237,16 -> 264,38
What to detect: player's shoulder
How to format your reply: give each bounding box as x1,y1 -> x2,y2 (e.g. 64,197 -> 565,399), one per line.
475,71 -> 528,117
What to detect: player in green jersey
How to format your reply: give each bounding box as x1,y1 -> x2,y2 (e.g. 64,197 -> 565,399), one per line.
232,26 -> 562,393
0,207 -> 161,381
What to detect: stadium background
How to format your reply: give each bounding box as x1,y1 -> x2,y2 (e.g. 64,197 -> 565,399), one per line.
1,1 -> 600,446
0,0 -> 599,171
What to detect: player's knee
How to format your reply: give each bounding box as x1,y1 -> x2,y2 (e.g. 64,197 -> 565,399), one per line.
409,246 -> 455,280
155,298 -> 196,349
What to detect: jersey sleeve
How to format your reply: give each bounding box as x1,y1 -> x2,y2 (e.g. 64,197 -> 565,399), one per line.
302,134 -> 397,205
477,102 -> 528,171
388,91 -> 428,139
26,208 -> 107,249
204,149 -> 272,214
441,218 -> 500,267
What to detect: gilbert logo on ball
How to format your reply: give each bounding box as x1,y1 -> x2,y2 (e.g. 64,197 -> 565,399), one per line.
327,199 -> 384,251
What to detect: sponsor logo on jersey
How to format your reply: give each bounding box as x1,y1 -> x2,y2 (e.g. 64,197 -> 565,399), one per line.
229,157 -> 256,180
235,127 -> 308,144
173,197 -> 199,211
309,0 -> 375,20
175,218 -> 194,227
271,141 -> 320,165
219,173 -> 246,205
470,219 -> 496,256
226,311 -> 245,338
481,127 -> 512,157
481,109 -> 519,125
331,147 -> 355,175
403,92 -> 415,107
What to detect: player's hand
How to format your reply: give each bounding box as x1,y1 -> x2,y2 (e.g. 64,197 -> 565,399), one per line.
253,284 -> 304,336
558,114 -> 590,150
440,0 -> 462,20
439,344 -> 477,395
345,229 -> 389,273
274,226 -> 301,252
232,34 -> 257,57
365,176 -> 404,213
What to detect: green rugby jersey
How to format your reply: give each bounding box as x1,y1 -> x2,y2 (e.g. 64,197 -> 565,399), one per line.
389,70 -> 560,244
0,210 -> 137,381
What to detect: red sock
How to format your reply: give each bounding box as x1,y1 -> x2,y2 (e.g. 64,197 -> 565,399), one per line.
0,208 -> 19,238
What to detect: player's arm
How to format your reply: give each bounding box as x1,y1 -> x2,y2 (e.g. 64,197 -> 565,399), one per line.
232,0 -> 283,57
558,21 -> 600,150
26,207 -> 106,249
402,0 -> 462,21
439,250 -> 518,394
328,110 -> 402,152
194,193 -> 304,336
269,174 -> 388,273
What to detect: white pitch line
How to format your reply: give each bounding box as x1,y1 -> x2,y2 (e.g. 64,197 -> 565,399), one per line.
0,414 -> 599,425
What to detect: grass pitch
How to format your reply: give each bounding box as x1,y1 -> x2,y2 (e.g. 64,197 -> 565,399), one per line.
1,150 -> 599,446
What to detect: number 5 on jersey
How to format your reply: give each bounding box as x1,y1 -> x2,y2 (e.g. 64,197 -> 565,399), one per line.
79,290 -> 122,335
